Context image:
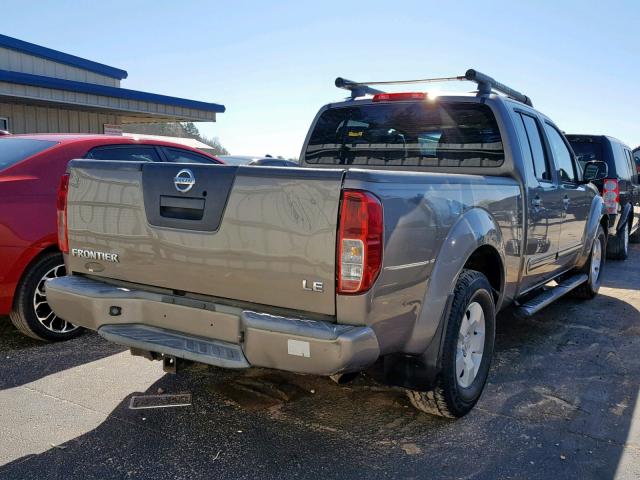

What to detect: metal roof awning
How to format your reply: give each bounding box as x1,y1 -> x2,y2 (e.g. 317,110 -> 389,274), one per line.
0,69 -> 225,123
0,33 -> 128,80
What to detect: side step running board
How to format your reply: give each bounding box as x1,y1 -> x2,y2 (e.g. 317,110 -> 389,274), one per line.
98,324 -> 250,369
516,273 -> 588,318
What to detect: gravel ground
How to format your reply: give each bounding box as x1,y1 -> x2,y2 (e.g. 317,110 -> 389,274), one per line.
0,245 -> 638,479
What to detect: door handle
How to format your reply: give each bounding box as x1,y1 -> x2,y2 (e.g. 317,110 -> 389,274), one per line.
563,195 -> 570,210
160,195 -> 205,220
532,196 -> 542,210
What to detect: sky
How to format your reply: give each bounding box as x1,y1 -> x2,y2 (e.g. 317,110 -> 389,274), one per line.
2,0 -> 639,158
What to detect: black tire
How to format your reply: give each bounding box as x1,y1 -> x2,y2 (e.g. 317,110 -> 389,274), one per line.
606,225 -> 628,260
573,225 -> 606,300
407,269 -> 496,418
630,224 -> 640,244
9,251 -> 82,342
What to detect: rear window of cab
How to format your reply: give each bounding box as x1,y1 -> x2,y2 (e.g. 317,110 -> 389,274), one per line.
569,137 -> 634,179
568,138 -> 604,170
0,138 -> 58,171
304,102 -> 504,167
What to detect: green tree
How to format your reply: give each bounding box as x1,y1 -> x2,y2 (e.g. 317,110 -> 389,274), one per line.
181,122 -> 200,138
200,135 -> 229,156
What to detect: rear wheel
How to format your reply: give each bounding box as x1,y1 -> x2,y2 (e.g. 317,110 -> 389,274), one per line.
407,269 -> 495,418
9,252 -> 82,342
573,225 -> 606,299
630,223 -> 640,244
607,225 -> 629,260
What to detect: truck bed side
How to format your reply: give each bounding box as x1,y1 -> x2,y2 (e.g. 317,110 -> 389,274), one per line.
62,160 -> 521,355
340,169 -> 522,354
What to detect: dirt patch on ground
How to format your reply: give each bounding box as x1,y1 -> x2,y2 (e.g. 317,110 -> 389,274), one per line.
210,371 -> 314,410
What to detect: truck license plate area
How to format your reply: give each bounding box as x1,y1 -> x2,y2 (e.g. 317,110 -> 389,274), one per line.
287,339 -> 311,358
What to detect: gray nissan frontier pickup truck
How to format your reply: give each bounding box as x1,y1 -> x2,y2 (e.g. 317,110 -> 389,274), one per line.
47,70 -> 609,417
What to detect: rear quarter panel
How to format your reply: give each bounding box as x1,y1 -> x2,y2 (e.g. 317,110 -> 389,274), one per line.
339,169 -> 522,354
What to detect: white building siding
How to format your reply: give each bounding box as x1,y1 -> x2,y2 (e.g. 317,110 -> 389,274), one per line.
0,47 -> 120,87
0,82 -> 216,123
0,102 -> 120,134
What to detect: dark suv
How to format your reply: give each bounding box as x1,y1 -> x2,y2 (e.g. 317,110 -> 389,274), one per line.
567,135 -> 640,259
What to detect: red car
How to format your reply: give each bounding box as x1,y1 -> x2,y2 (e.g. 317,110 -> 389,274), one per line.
0,134 -> 221,341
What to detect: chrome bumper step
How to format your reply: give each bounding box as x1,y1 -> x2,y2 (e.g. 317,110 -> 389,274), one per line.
516,273 -> 588,318
98,324 -> 250,369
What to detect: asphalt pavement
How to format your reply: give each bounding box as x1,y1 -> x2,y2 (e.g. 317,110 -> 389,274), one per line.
1,245 -> 639,479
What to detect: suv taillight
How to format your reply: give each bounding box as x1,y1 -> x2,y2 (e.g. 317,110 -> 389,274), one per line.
337,190 -> 383,294
57,174 -> 70,254
602,178 -> 619,215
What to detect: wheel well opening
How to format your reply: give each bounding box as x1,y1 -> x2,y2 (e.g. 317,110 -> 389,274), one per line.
42,244 -> 60,255
15,245 -> 61,292
463,245 -> 503,302
600,216 -> 609,239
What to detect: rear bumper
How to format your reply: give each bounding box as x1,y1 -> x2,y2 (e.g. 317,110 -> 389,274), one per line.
46,275 -> 380,376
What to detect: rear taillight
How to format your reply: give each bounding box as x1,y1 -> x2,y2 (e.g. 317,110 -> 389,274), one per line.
337,190 -> 383,294
372,92 -> 426,102
57,174 -> 70,254
602,178 -> 619,215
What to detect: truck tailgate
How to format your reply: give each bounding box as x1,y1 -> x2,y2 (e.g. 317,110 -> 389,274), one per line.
65,161 -> 344,316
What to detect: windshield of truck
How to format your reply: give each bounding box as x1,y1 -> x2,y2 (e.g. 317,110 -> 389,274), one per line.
0,138 -> 58,171
304,102 -> 504,167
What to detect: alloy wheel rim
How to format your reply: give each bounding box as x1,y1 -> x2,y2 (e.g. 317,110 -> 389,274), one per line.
456,301 -> 486,388
32,264 -> 77,334
591,236 -> 602,283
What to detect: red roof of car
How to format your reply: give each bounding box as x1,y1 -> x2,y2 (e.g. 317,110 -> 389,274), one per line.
5,134 -> 222,161
9,133 -> 129,142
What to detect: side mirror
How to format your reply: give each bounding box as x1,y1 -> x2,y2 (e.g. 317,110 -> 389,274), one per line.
582,160 -> 608,183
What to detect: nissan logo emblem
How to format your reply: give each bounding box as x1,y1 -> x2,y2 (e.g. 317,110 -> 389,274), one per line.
174,168 -> 195,193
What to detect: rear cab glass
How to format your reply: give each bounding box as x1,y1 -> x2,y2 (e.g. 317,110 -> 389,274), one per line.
304,102 -> 504,167
0,138 -> 58,171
